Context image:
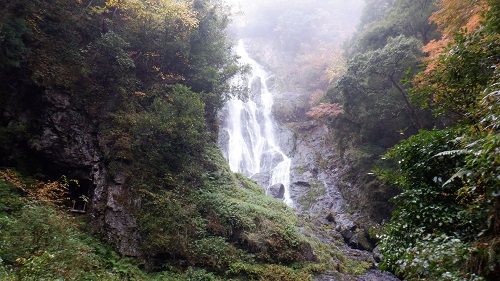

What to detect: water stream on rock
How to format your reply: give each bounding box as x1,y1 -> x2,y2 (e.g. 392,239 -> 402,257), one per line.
218,39 -> 292,206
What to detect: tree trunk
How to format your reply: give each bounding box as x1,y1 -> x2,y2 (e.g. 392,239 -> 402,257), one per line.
389,74 -> 421,129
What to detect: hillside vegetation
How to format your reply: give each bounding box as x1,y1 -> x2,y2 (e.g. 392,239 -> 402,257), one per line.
0,0 -> 370,279
315,0 -> 499,279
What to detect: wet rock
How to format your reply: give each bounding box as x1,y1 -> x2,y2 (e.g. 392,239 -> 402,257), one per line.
340,229 -> 355,241
357,269 -> 400,281
268,183 -> 285,199
326,211 -> 336,223
300,241 -> 319,262
373,245 -> 383,263
260,150 -> 285,172
295,181 -> 311,187
250,76 -> 263,102
251,172 -> 271,188
335,213 -> 356,231
348,231 -> 374,251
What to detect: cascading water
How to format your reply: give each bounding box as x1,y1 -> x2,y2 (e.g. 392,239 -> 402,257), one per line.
219,39 -> 293,206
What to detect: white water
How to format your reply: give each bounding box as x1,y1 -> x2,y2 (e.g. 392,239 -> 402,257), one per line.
220,39 -> 293,206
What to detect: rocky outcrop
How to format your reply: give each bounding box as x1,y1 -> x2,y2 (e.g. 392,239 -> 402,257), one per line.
91,167 -> 142,257
284,121 -> 357,228
13,89 -> 143,257
30,91 -> 100,169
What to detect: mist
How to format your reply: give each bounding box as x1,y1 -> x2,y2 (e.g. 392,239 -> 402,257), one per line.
222,0 -> 365,117
225,0 -> 365,50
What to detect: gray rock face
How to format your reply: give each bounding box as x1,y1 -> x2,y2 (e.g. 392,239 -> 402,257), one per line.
27,90 -> 142,258
29,91 -> 100,168
268,183 -> 285,199
373,245 -> 383,263
287,122 -> 352,221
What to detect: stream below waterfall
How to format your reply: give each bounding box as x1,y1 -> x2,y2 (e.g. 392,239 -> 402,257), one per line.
218,39 -> 293,206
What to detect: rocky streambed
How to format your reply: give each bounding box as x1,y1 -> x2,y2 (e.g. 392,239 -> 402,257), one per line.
277,118 -> 399,281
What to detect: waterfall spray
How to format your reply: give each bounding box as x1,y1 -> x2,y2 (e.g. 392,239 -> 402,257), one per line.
219,39 -> 293,206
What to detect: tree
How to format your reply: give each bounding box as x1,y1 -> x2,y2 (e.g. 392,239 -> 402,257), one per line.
421,0 -> 488,72
378,1 -> 500,278
347,0 -> 438,56
329,35 -> 424,147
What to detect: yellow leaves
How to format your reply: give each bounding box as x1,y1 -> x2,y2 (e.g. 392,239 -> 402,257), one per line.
105,0 -> 199,31
145,52 -> 160,58
0,169 -> 25,192
132,91 -> 146,97
160,72 -> 185,83
28,179 -> 70,206
105,0 -> 120,8
0,169 -> 70,206
169,1 -> 199,30
325,54 -> 347,84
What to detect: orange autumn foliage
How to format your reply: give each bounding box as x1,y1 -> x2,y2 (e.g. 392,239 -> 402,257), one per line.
421,0 -> 488,72
430,0 -> 487,37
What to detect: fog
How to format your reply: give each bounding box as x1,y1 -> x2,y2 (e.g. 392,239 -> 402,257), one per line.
225,0 -> 365,49
221,0 -> 366,120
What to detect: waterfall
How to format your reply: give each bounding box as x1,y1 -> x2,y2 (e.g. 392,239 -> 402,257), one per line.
219,39 -> 293,206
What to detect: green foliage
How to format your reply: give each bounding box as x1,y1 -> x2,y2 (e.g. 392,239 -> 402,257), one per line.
137,145 -> 317,275
0,17 -> 30,70
131,85 -> 207,171
377,3 -> 500,278
99,83 -> 208,192
376,128 -> 489,278
326,0 -> 439,177
227,262 -> 313,281
348,0 -> 437,56
377,121 -> 500,279
387,233 -> 483,281
0,175 -> 148,280
325,24 -> 432,226
412,27 -> 500,123
330,34 -> 424,148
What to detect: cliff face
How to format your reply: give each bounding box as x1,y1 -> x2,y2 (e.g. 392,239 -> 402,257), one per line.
3,88 -> 142,257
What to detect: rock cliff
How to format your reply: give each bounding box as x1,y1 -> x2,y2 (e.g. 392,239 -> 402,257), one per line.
3,89 -> 143,257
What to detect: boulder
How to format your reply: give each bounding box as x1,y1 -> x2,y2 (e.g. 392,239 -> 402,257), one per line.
348,231 -> 375,251
268,183 -> 285,199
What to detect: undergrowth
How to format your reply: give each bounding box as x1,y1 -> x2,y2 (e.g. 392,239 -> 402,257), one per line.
0,146 -> 373,280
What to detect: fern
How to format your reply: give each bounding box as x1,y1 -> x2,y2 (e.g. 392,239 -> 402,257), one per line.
433,149 -> 468,157
442,168 -> 471,187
